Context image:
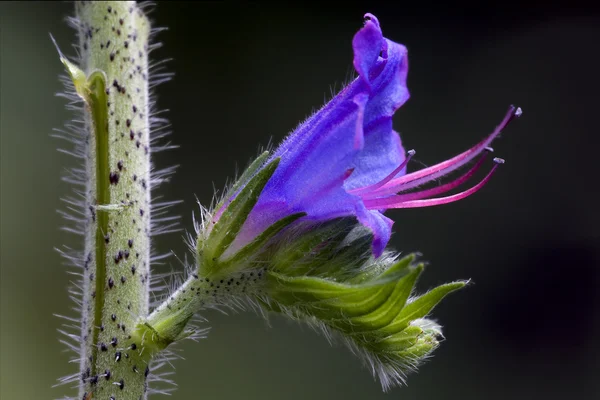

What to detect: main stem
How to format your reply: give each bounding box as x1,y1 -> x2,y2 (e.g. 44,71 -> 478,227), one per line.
78,2 -> 153,398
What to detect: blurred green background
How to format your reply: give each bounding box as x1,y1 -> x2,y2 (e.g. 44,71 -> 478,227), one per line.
1,1 -> 599,399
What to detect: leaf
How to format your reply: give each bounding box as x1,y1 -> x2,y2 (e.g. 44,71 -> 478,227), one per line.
51,34 -> 87,99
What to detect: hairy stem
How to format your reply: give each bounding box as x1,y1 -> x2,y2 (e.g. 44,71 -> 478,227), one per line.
128,269 -> 265,360
75,2 -> 153,398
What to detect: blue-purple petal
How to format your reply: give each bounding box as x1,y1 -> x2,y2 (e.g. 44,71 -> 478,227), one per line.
226,14 -> 411,258
355,204 -> 394,258
344,119 -> 406,190
352,14 -> 384,88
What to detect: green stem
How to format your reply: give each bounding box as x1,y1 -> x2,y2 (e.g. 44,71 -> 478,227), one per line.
73,2 -> 153,398
132,269 -> 267,355
90,71 -> 110,381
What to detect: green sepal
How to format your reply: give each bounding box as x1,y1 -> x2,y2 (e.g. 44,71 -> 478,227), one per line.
373,325 -> 423,353
378,281 -> 467,337
352,253 -> 417,284
200,157 -> 280,269
338,264 -> 423,333
266,256 -> 421,323
219,151 -> 271,209
214,212 -> 307,276
269,218 -> 356,274
396,334 -> 438,360
262,253 -> 465,388
268,217 -> 372,279
315,229 -> 374,280
266,271 -> 381,306
317,281 -> 397,319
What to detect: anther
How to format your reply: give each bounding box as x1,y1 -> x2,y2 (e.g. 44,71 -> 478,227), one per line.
514,106 -> 523,118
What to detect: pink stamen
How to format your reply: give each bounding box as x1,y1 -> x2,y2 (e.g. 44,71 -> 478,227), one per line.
368,105 -> 520,197
349,149 -> 416,196
363,148 -> 491,208
365,157 -> 504,209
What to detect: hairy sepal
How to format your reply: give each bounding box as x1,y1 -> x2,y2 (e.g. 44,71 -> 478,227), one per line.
263,253 -> 466,390
199,157 -> 282,274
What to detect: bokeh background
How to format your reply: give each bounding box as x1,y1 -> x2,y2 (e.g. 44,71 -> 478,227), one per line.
1,1 -> 599,399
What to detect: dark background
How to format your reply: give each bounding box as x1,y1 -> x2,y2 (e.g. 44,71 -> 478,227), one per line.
1,1 -> 599,399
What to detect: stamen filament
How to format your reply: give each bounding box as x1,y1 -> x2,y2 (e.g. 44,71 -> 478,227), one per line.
365,158 -> 504,209
349,149 -> 416,196
363,149 -> 490,208
369,106 -> 519,197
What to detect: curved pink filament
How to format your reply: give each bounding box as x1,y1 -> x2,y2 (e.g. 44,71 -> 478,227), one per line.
365,161 -> 501,209
349,149 -> 415,196
363,150 -> 489,208
367,105 -> 518,197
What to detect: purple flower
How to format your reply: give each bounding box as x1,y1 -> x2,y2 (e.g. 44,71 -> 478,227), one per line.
221,13 -> 520,258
